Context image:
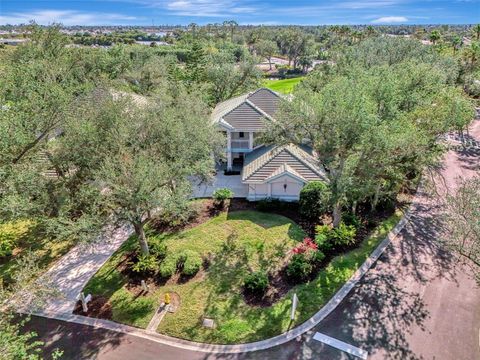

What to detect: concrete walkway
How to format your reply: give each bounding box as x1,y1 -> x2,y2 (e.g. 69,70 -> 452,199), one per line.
29,224 -> 133,316
191,172 -> 248,198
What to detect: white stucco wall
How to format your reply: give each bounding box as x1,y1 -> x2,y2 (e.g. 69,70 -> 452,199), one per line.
271,176 -> 304,198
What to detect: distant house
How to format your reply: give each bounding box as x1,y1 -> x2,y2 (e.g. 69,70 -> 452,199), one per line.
211,88 -> 327,201
134,40 -> 170,46
0,38 -> 29,46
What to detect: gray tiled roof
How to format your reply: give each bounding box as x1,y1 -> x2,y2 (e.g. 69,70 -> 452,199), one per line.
223,102 -> 267,131
212,88 -> 281,131
247,88 -> 280,117
242,144 -> 328,184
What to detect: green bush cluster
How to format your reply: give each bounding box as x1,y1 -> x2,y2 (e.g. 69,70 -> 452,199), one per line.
151,202 -> 201,229
179,250 -> 202,276
159,256 -> 177,278
243,271 -> 269,295
256,197 -> 291,212
150,242 -> 167,259
299,181 -> 331,222
315,222 -> 357,252
342,213 -> 361,229
213,188 -> 234,208
286,253 -> 313,281
286,245 -> 325,282
0,220 -> 32,258
132,254 -> 158,273
159,249 -> 203,278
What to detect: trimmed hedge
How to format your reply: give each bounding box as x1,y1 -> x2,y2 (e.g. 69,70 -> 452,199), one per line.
159,249 -> 203,278
180,250 -> 202,276
299,181 -> 330,221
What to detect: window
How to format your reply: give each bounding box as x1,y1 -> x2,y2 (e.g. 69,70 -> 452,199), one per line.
239,132 -> 245,138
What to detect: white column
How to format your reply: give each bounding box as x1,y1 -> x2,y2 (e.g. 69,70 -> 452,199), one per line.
248,132 -> 254,151
226,131 -> 232,170
267,183 -> 272,197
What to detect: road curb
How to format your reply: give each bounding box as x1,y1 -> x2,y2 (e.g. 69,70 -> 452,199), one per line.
27,191 -> 419,354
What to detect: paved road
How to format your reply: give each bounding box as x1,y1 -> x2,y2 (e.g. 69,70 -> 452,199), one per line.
25,120 -> 480,360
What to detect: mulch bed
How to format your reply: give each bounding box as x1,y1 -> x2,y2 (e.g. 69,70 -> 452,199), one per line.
115,192 -> 413,309
243,268 -> 293,307
73,295 -> 112,320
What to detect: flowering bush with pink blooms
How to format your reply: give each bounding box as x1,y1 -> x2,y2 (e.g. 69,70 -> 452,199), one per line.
292,237 -> 318,254
287,238 -> 325,281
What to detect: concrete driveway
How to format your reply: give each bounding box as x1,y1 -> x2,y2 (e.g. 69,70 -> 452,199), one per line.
191,172 -> 248,198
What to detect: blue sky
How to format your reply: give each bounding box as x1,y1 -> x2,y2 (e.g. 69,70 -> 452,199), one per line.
0,0 -> 478,26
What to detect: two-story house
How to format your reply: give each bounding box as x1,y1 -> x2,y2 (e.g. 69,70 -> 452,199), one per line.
211,88 -> 327,201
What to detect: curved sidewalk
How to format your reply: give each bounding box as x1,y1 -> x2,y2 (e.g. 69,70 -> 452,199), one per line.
27,195 -> 416,353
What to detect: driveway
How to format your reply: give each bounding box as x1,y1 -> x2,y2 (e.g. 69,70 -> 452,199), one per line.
191,172 -> 248,198
25,120 -> 480,360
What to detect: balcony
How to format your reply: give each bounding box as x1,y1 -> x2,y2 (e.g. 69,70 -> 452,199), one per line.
230,140 -> 250,151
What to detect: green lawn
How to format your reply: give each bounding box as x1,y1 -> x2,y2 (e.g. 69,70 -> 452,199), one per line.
263,77 -> 305,94
84,207 -> 402,344
0,220 -> 76,285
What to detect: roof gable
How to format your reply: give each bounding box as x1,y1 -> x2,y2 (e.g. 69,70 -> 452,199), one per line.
247,88 -> 281,117
223,102 -> 268,131
265,163 -> 307,183
242,144 -> 327,184
211,88 -> 282,130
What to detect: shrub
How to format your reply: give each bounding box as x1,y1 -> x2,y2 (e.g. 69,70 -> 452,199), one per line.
314,225 -> 334,253
149,242 -> 167,259
286,253 -> 313,281
292,237 -> 318,254
315,222 -> 357,250
331,222 -> 357,247
299,181 -> 331,221
151,201 -> 200,229
256,198 -> 285,212
159,256 -> 178,278
244,271 -> 269,294
213,188 -> 234,208
0,220 -> 32,258
132,254 -> 158,274
343,213 -> 361,229
181,250 -> 202,276
0,236 -> 15,258
311,249 -> 326,263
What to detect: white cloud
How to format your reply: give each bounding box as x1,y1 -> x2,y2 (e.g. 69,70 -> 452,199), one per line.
0,10 -> 138,26
371,16 -> 408,23
160,0 -> 257,17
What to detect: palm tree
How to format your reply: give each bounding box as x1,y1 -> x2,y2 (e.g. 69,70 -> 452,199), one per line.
451,35 -> 462,55
473,24 -> 480,40
463,42 -> 480,66
365,25 -> 376,37
429,30 -> 441,45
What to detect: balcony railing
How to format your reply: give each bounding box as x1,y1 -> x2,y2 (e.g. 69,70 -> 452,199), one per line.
230,140 -> 250,150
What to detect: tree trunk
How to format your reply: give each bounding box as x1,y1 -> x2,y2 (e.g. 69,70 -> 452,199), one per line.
268,57 -> 272,70
372,183 -> 381,211
134,222 -> 149,255
332,201 -> 342,228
